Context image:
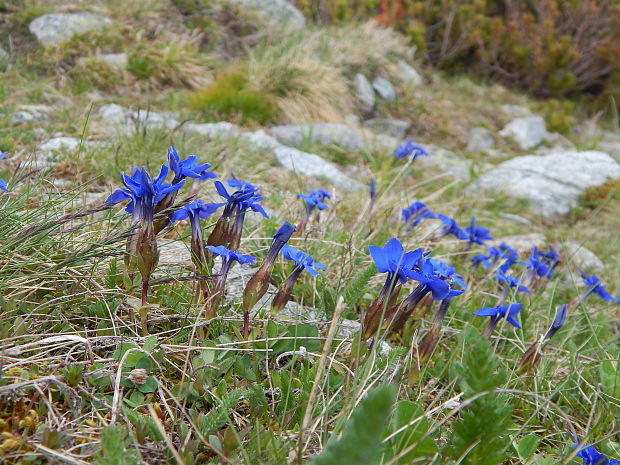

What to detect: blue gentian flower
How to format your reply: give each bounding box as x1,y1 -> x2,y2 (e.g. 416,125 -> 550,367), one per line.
526,247 -> 554,279
170,200 -> 225,224
580,270 -> 620,303
106,166 -> 184,224
539,246 -> 561,267
465,216 -> 493,246
473,303 -> 522,330
402,201 -> 436,227
370,179 -> 377,202
207,245 -> 255,265
168,146 -> 217,184
393,139 -> 429,160
551,304 -> 568,331
0,152 -> 8,191
215,181 -> 269,219
407,259 -> 451,300
298,191 -> 329,211
437,214 -> 469,240
573,439 -> 618,465
496,272 -> 532,294
368,238 -> 423,284
281,244 -> 325,277
227,173 -> 259,193
427,258 -> 467,293
471,246 -> 502,268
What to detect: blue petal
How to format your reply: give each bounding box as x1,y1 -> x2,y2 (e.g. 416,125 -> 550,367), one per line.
369,245 -> 390,273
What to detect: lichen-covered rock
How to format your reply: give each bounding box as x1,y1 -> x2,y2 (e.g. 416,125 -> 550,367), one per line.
470,150 -> 620,217
466,127 -> 495,152
224,0 -> 305,28
372,76 -> 396,102
354,73 -> 375,110
29,13 -> 112,45
499,116 -> 547,150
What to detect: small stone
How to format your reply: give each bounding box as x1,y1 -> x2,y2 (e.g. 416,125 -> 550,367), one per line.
372,76 -> 396,102
560,242 -> 604,272
365,118 -> 410,139
396,59 -> 423,86
354,74 -> 375,110
499,116 -> 547,150
78,53 -> 127,70
29,13 -> 113,46
466,127 -> 494,152
273,146 -> 362,191
270,123 -> 362,151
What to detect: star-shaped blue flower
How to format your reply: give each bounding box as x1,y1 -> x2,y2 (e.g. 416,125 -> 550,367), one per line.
168,146 -> 217,183
526,247 -> 554,279
437,214 -> 469,240
573,439 -> 618,465
496,272 -> 532,294
393,139 -> 429,160
215,181 -> 269,219
206,245 -> 255,265
472,303 -> 522,329
368,238 -> 423,285
281,244 -> 325,277
580,270 -> 620,303
170,200 -> 225,224
465,216 -> 493,245
402,201 -> 436,227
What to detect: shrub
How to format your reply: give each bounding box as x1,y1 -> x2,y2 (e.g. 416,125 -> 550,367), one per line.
187,70 -> 277,125
292,0 -> 620,102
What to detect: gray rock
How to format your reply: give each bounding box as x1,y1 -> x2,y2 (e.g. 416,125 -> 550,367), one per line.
273,146 -> 362,191
354,74 -> 375,110
396,60 -> 423,86
184,122 -> 240,139
97,103 -> 127,123
560,242 -> 604,272
470,150 -> 620,217
500,104 -> 533,117
418,144 -> 473,181
270,123 -> 362,151
12,111 -> 44,123
488,233 -> 546,252
499,116 -> 547,150
239,130 -> 282,151
599,131 -> 620,161
466,127 -> 495,152
365,118 -> 410,139
97,104 -> 179,132
372,76 -> 396,102
40,137 -> 82,152
225,0 -> 305,28
78,53 -> 127,70
29,13 -> 113,45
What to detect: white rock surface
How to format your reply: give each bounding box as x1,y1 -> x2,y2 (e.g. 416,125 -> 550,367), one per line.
97,104 -> 179,132
466,127 -> 495,152
78,53 -> 127,70
225,0 -> 305,28
396,60 -> 423,86
239,130 -> 282,151
365,118 -> 410,139
560,242 -> 604,272
470,150 -> 620,217
354,73 -> 375,110
29,13 -> 112,45
372,76 -> 396,102
273,146 -> 362,191
184,122 -> 240,139
270,123 -> 362,151
499,116 -> 547,150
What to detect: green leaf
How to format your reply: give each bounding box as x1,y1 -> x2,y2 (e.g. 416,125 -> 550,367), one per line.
143,335 -> 158,353
135,356 -> 152,372
94,426 -> 141,465
385,400 -> 437,463
113,343 -> 142,368
312,385 -> 395,465
516,434 -> 539,459
137,376 -> 158,393
600,360 -> 620,398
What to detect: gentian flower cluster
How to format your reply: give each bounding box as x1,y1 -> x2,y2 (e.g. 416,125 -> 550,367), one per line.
393,139 -> 429,160
437,214 -> 469,240
465,216 -> 493,247
208,179 -> 268,251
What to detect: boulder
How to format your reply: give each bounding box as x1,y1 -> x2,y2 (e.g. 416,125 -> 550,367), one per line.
499,116 -> 547,150
29,13 -> 112,45
225,0 -> 305,28
239,130 -> 282,151
466,127 -> 494,152
270,123 -> 362,151
97,104 -> 179,132
354,73 -> 375,110
273,146 -> 362,191
560,242 -> 604,272
77,53 -> 127,70
470,150 -> 620,217
396,60 -> 423,86
365,118 -> 410,139
372,76 -> 396,102
183,122 -> 240,139
500,104 -> 533,118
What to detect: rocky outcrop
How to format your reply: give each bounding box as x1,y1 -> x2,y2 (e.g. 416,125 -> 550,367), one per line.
29,13 -> 112,45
